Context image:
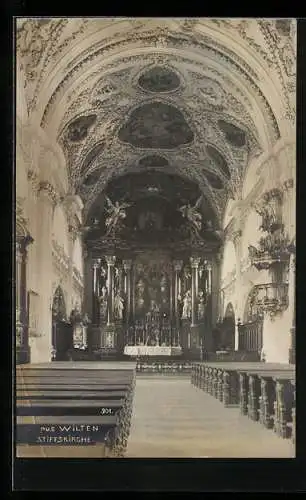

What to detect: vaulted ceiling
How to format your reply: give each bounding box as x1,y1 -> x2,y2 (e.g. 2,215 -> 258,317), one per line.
16,18 -> 296,226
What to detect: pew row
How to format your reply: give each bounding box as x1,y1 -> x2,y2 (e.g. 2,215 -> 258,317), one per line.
190,362 -> 295,441
16,365 -> 136,458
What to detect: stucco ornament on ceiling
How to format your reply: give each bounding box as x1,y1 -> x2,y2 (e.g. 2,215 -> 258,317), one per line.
16,18 -> 296,225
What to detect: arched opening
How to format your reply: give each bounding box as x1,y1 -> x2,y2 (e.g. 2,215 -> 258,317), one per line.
51,286 -> 72,360
220,302 -> 235,351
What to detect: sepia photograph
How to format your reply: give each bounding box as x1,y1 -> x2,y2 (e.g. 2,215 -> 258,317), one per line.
15,17 -> 296,462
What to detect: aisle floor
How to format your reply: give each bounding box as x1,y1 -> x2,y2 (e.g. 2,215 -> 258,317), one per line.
126,376 -> 295,458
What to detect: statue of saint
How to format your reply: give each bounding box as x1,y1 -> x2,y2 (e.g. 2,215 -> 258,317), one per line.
99,287 -> 108,321
178,196 -> 203,237
114,292 -> 124,320
136,278 -> 145,311
182,290 -> 192,319
198,290 -> 206,320
70,301 -> 83,324
104,196 -> 132,235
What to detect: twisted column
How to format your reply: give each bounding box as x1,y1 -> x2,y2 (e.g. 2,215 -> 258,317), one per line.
105,255 -> 116,326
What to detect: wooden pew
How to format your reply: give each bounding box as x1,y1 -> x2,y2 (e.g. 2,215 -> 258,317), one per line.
237,366 -> 294,421
192,362 -> 266,406
190,362 -> 295,439
16,415 -> 118,458
272,373 -> 295,439
16,399 -> 124,416
16,365 -> 136,457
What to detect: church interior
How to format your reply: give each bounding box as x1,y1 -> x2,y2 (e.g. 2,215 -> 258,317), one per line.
16,18 -> 296,459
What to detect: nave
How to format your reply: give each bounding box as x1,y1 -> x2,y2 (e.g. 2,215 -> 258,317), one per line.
16,18 -> 296,462
16,360 -> 295,459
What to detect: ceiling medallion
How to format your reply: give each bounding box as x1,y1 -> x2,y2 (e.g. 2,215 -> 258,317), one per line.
67,115 -> 97,142
138,66 -> 181,93
218,120 -> 246,147
118,102 -> 194,149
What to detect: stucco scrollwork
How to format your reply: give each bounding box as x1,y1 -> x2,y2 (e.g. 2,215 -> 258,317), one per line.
39,181 -> 60,206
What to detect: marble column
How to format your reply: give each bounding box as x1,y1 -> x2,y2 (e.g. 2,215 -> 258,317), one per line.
205,261 -> 212,295
233,231 -> 242,351
67,226 -> 78,314
106,255 -> 116,326
173,260 -> 183,329
83,248 -> 93,320
118,265 -> 124,293
16,235 -> 33,351
190,257 -> 201,327
123,259 -> 132,325
92,258 -> 101,324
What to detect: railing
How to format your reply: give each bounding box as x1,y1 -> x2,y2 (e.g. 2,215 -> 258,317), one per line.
238,319 -> 263,352
254,283 -> 289,317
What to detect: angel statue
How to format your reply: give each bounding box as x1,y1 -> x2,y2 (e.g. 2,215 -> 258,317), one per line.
104,196 -> 132,236
178,196 -> 203,238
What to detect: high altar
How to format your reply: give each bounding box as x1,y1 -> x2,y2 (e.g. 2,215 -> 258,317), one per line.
83,174 -> 222,359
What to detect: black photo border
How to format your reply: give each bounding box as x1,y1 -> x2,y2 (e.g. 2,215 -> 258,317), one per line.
2,5 -> 306,493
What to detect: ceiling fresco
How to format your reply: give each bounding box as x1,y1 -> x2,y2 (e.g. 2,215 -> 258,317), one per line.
16,18 -> 296,226
118,102 -> 194,149
138,66 -> 181,92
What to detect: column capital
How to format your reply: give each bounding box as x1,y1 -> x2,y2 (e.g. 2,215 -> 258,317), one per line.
16,234 -> 34,253
190,256 -> 201,269
204,260 -> 212,271
123,259 -> 132,271
38,181 -> 59,206
173,260 -> 183,272
105,255 -> 116,267
92,258 -> 101,269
